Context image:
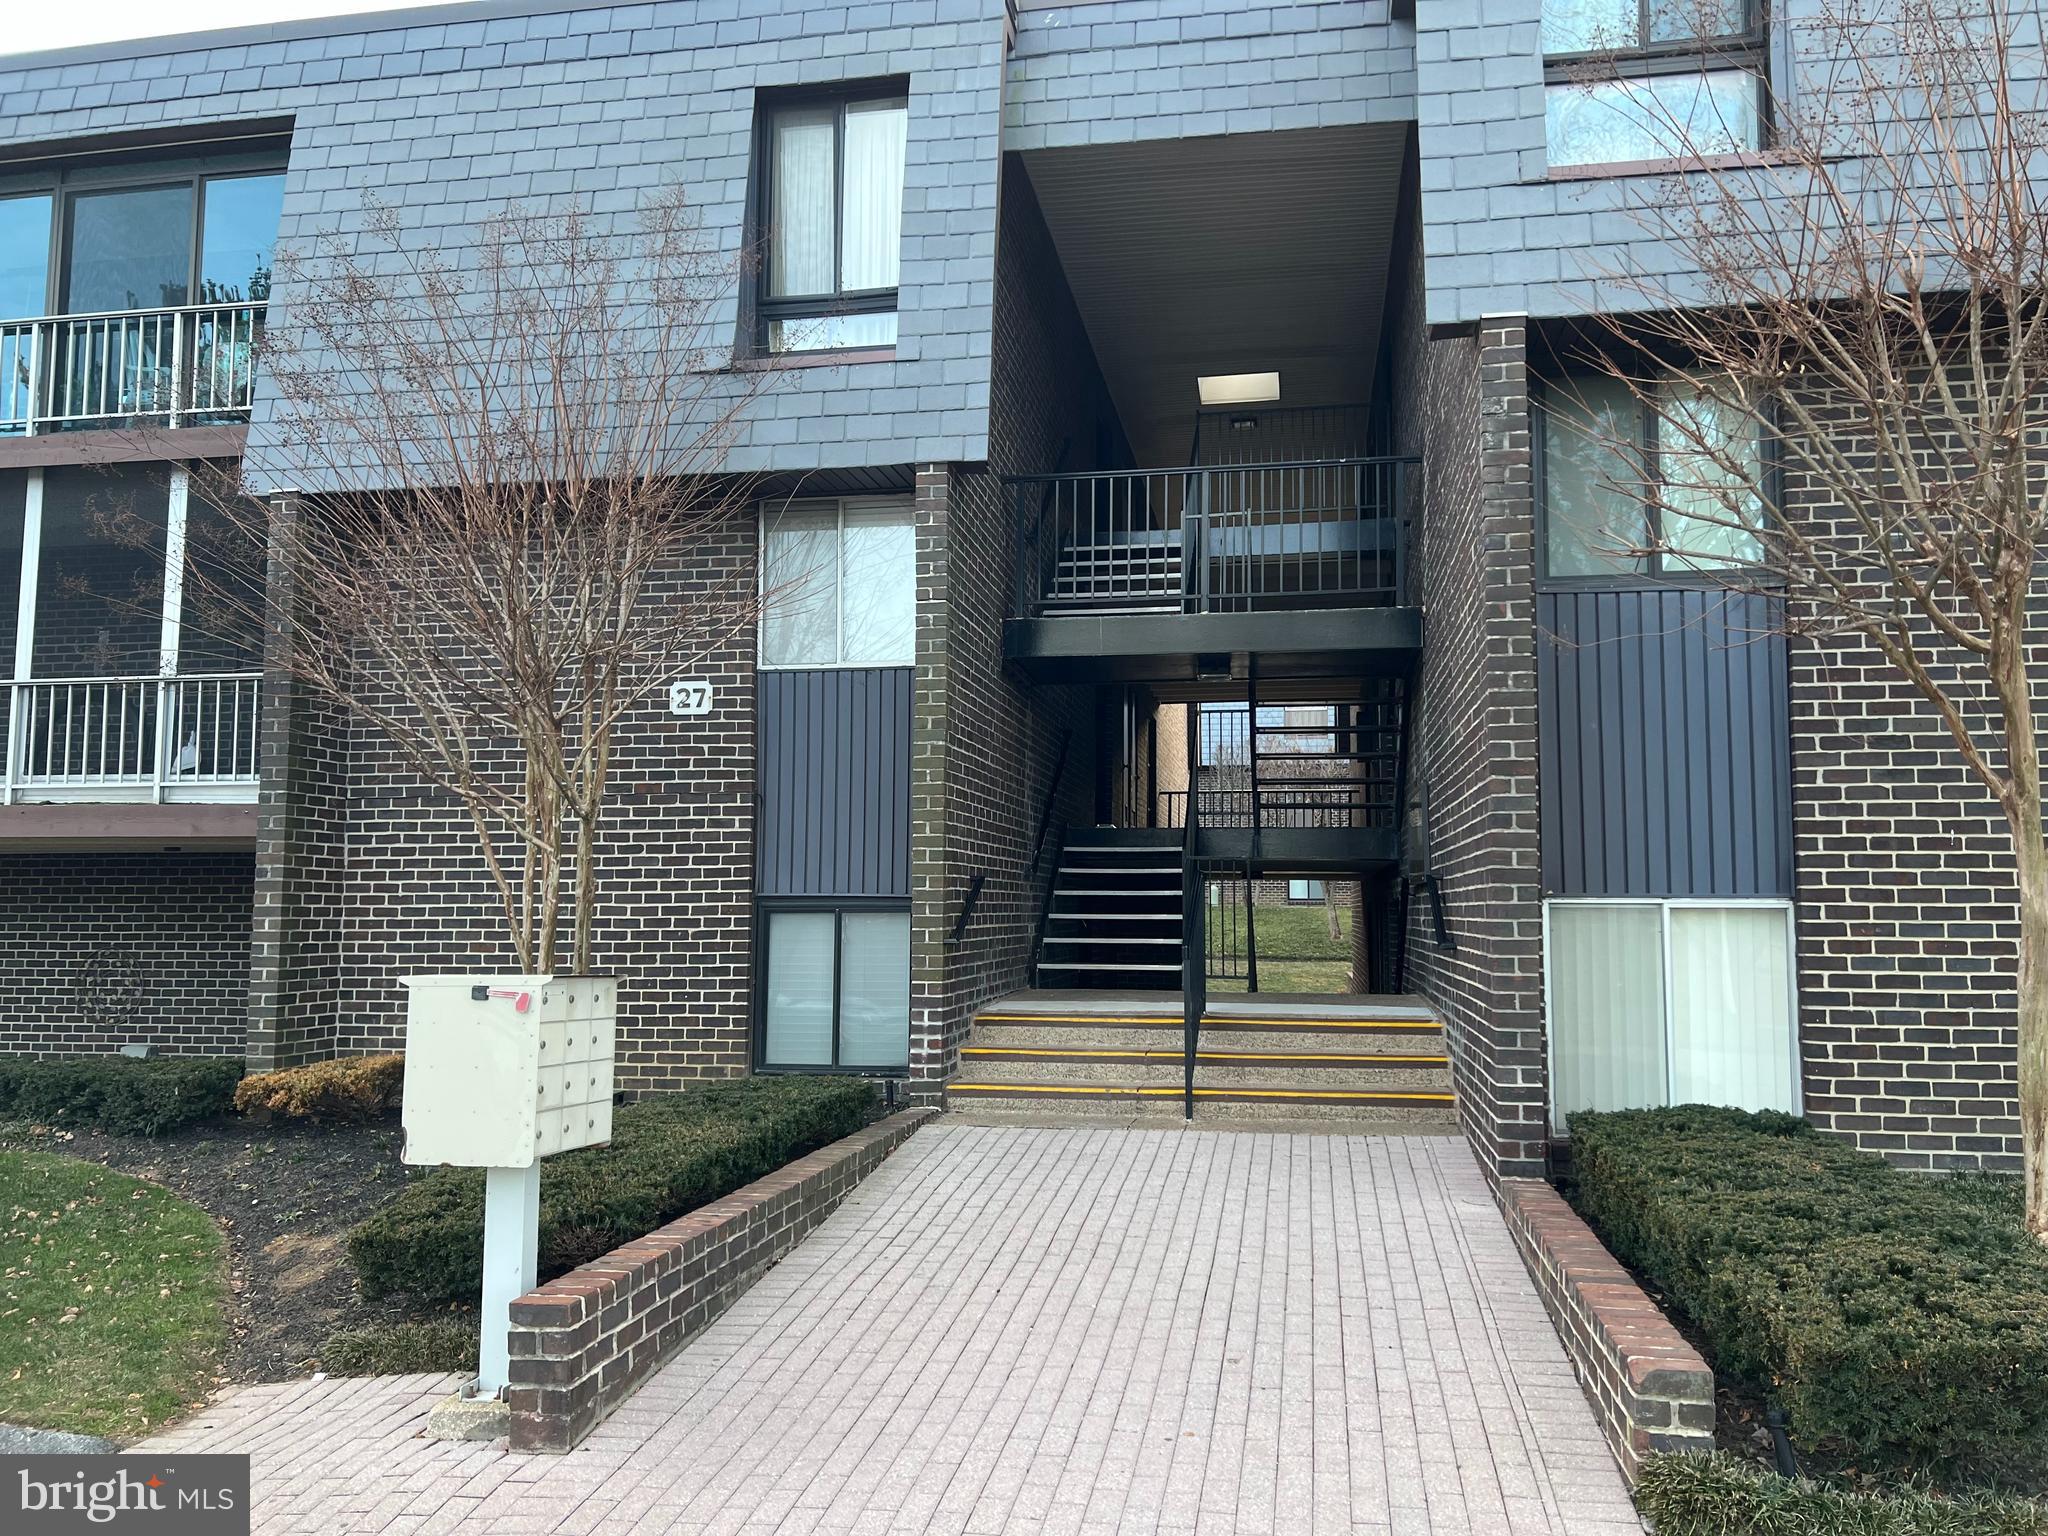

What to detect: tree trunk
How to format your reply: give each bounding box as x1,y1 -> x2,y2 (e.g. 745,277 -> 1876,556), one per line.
571,802 -> 598,978
2017,834 -> 2048,1237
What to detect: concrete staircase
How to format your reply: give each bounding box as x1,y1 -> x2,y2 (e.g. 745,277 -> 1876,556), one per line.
947,1000 -> 1458,1128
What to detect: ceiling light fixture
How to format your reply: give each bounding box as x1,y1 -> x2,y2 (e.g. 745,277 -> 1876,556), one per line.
1197,371 -> 1280,406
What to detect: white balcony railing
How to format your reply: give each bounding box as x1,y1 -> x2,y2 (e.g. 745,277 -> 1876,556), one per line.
0,303 -> 265,435
3,673 -> 262,803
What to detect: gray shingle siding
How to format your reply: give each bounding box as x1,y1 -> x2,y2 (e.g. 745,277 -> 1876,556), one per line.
0,0 -> 1009,477
1003,0 -> 1416,151
1412,0 -> 2048,327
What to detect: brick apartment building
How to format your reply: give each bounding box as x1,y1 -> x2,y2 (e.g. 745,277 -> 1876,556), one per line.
0,0 -> 2024,1178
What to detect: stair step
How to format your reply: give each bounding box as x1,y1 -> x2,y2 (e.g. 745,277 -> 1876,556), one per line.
1046,888 -> 1183,899
1048,913 -> 1179,925
968,1019 -> 1444,1054
1041,935 -> 1182,947
947,1081 -> 1455,1106
1035,961 -> 1183,973
1048,847 -> 1179,860
962,1046 -> 1446,1069
1057,866 -> 1179,876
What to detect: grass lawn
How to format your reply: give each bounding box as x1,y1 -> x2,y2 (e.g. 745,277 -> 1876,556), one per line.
1207,901 -> 1356,993
0,1148 -> 227,1440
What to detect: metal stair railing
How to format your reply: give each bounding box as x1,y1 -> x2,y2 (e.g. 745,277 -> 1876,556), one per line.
1180,728 -> 1205,1120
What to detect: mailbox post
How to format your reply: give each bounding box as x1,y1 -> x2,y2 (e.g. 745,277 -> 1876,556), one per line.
400,974 -> 617,1399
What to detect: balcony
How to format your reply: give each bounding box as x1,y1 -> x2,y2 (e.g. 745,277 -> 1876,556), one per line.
1,303 -> 265,436
1003,457 -> 1423,688
4,672 -> 261,803
0,460 -> 265,837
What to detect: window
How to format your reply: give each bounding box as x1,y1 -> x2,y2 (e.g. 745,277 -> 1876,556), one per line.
761,497 -> 915,667
1542,0 -> 1768,168
1287,880 -> 1325,903
0,193 -> 52,320
756,90 -> 908,355
44,171 -> 284,316
0,159 -> 283,323
1538,374 -> 1766,579
1545,898 -> 1797,1133
761,907 -> 910,1070
0,163 -> 282,434
63,184 -> 194,312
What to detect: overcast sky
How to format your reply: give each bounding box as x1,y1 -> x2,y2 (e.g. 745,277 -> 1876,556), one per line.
8,0 -> 444,58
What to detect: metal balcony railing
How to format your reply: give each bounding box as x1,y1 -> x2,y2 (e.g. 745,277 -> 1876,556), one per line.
0,303 -> 266,435
1009,456 -> 1418,617
2,673 -> 262,803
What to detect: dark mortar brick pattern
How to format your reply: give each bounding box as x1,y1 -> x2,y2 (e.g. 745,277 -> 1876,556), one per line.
909,160 -> 1114,1097
0,851 -> 252,1058
257,510 -> 758,1088
1398,289 -> 1547,1178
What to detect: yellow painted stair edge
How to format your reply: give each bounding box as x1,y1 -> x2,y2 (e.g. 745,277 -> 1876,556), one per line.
960,1047 -> 1449,1064
948,1083 -> 1456,1103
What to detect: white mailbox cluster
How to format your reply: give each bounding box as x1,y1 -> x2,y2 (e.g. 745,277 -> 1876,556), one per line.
400,974 -> 617,1168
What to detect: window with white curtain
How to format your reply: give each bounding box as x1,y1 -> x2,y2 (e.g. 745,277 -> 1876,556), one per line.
758,90 -> 908,354
760,497 -> 915,668
1545,898 -> 1797,1133
760,906 -> 910,1071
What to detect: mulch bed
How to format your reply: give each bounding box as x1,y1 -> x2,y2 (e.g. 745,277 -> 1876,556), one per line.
0,1116 -> 470,1384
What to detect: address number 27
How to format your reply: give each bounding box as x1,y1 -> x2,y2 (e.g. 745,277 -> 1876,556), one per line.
668,679 -> 714,717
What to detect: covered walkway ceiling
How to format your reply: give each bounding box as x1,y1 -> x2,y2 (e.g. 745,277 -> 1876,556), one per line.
1021,122 -> 1409,469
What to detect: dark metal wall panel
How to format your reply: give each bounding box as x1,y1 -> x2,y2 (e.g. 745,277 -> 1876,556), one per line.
1538,588 -> 1793,898
757,668 -> 912,899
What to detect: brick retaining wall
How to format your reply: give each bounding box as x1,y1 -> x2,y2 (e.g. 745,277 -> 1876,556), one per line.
1499,1178 -> 1714,1484
505,1108 -> 935,1453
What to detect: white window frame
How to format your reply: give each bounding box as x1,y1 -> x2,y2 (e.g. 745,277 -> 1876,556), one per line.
757,495 -> 915,670
1542,895 -> 1801,1135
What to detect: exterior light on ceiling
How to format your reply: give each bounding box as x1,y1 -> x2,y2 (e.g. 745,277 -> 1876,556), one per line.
1197,371 -> 1280,406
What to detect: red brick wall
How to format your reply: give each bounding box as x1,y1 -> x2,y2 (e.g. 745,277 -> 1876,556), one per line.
507,1108 -> 933,1452
1499,1178 -> 1714,1484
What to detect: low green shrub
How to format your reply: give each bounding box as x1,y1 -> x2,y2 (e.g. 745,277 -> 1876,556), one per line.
0,1054 -> 242,1136
348,1075 -> 878,1303
1571,1106 -> 2048,1483
319,1318 -> 477,1376
1634,1454 -> 2048,1536
235,1054 -> 404,1123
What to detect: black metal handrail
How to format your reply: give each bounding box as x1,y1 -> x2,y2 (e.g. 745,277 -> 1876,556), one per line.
1027,729 -> 1075,966
947,871 -> 988,946
1180,759 -> 1204,1121
1005,456 -> 1418,618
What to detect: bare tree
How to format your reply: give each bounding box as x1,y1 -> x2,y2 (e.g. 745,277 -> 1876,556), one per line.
1548,1 -> 2048,1226
194,188 -> 776,975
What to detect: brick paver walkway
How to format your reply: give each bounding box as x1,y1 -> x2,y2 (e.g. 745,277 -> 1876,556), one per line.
138,1125 -> 1642,1535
